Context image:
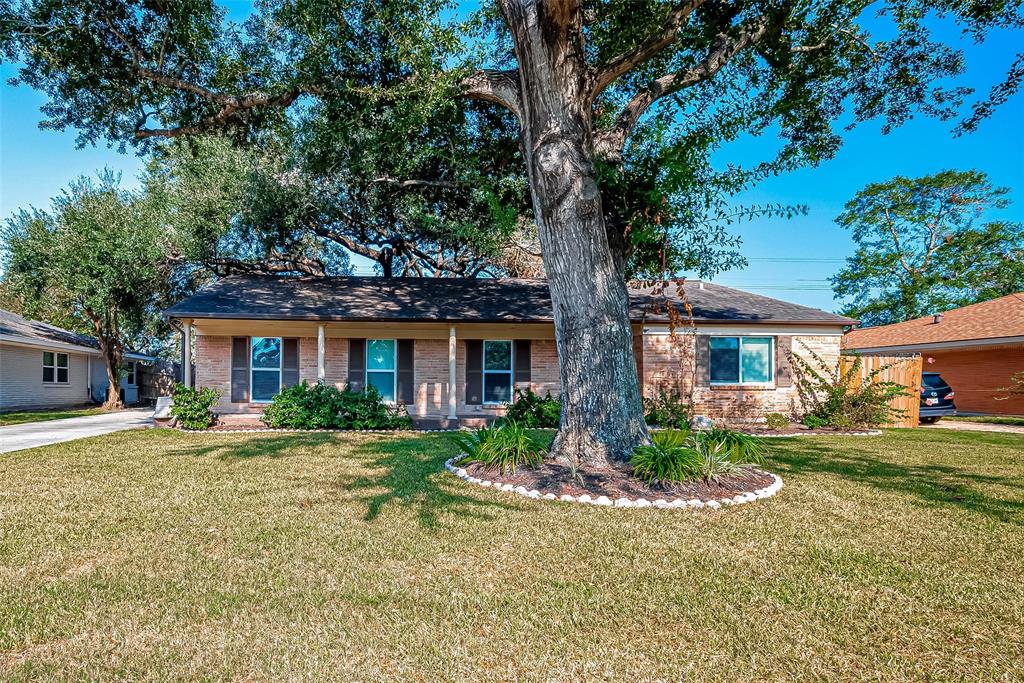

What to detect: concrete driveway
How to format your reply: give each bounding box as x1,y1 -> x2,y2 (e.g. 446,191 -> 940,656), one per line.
921,419 -> 1024,435
0,409 -> 152,454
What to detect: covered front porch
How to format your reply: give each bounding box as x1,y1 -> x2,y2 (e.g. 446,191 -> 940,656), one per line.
171,318 -> 562,427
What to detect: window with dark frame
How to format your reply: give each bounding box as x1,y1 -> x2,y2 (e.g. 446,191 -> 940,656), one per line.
709,337 -> 773,385
42,351 -> 69,384
250,337 -> 282,402
483,340 -> 513,404
366,339 -> 397,402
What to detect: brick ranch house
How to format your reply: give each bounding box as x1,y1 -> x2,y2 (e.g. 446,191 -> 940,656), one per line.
164,276 -> 854,427
844,294 -> 1024,416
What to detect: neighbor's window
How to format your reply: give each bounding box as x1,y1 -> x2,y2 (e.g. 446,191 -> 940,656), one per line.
125,361 -> 137,386
366,339 -> 396,402
483,340 -> 513,404
42,352 -> 69,384
709,337 -> 773,385
250,337 -> 282,402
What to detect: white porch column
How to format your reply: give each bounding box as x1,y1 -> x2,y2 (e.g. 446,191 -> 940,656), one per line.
182,320 -> 193,388
447,325 -> 458,420
317,324 -> 326,382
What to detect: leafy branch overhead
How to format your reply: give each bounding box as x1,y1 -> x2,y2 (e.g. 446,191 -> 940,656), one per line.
831,170 -> 1024,326
4,1 -> 1018,281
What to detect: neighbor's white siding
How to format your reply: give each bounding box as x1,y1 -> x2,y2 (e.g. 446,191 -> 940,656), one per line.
0,342 -> 92,411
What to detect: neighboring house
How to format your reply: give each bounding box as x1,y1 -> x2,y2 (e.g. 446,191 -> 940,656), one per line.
843,294 -> 1024,416
0,309 -> 155,412
164,276 -> 853,426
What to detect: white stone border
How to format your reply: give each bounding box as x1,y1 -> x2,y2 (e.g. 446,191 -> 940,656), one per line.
746,429 -> 882,438
443,457 -> 783,510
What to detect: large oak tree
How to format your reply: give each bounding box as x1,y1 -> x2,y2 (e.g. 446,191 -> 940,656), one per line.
3,0 -> 1021,465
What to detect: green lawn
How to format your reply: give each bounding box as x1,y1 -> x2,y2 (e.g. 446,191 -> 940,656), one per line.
0,406 -> 106,426
949,415 -> 1024,427
1,428 -> 1022,681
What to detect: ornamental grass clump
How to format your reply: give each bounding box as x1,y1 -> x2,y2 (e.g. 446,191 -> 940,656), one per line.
631,427 -> 767,486
453,421 -> 544,474
630,430 -> 702,485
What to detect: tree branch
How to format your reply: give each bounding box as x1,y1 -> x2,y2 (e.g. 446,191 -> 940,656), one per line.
594,15 -> 771,161
589,1 -> 704,101
462,69 -> 522,119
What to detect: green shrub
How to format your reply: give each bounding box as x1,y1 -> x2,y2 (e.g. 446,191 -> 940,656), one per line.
453,421 -> 544,474
631,426 -> 766,485
643,389 -> 692,429
802,414 -> 829,430
261,381 -> 412,430
504,388 -> 560,428
765,412 -> 790,430
630,429 -> 701,485
170,384 -> 220,430
792,343 -> 907,429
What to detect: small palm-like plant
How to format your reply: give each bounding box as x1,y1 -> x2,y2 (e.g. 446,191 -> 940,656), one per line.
453,421 -> 543,474
694,427 -> 766,463
630,429 -> 701,485
631,427 -> 767,485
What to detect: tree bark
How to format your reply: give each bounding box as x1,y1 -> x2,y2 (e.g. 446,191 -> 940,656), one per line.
501,0 -> 648,467
99,335 -> 124,410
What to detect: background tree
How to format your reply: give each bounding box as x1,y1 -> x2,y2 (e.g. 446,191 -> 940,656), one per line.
1,174 -> 171,409
832,170 -> 1024,326
2,0 -> 1021,465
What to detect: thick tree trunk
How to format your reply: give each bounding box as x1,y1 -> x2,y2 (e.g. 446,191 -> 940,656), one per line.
100,337 -> 124,410
502,0 -> 648,467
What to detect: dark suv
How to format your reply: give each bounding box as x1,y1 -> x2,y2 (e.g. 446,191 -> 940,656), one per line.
920,372 -> 956,423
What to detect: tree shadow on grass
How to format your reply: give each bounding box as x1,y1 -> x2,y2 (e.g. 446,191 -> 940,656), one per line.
339,433 -> 519,528
768,431 -> 1024,523
163,432 -> 338,460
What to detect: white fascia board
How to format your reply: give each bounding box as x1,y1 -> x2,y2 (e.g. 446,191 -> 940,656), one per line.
642,324 -> 846,337
845,335 -> 1024,354
0,334 -> 101,355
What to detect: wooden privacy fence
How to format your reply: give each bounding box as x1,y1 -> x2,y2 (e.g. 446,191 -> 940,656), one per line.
138,361 -> 181,405
840,353 -> 923,428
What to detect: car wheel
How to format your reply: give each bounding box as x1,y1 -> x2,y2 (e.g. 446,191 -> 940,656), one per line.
920,416 -> 938,424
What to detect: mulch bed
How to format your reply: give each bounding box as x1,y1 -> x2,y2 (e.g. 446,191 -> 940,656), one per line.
462,460 -> 773,500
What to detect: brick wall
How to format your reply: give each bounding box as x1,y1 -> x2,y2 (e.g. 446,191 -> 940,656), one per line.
640,333 -> 842,422
923,344 -> 1024,415
193,331 -> 844,422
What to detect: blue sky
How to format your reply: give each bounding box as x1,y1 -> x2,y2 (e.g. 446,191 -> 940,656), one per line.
1,3 -> 1021,312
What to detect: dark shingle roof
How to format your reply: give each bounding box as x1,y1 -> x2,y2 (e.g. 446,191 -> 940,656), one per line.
164,276 -> 854,325
0,308 -> 99,349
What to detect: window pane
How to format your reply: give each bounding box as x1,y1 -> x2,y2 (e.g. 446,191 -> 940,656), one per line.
57,367 -> 69,384
709,337 -> 740,383
740,338 -> 772,383
484,373 -> 512,403
367,370 -> 395,401
484,341 -> 512,371
43,352 -> 54,367
251,337 -> 281,369
252,370 -> 281,401
367,340 -> 396,370
57,353 -> 68,368
43,366 -> 55,383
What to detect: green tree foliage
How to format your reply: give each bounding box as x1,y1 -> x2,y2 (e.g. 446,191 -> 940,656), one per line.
831,170 -> 1024,325
1,174 -> 171,407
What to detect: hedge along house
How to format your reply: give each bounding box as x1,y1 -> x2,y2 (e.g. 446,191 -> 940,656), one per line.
163,276 -> 854,427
